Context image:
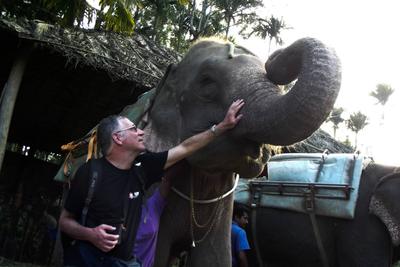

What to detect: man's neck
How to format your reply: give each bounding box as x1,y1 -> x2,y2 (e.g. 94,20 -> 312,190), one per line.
105,151 -> 139,170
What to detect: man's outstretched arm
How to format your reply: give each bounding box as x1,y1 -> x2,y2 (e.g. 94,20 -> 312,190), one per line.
164,99 -> 244,169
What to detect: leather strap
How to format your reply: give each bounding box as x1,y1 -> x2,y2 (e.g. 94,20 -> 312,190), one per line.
250,183 -> 265,267
251,207 -> 264,267
307,156 -> 329,267
81,159 -> 101,226
309,212 -> 329,267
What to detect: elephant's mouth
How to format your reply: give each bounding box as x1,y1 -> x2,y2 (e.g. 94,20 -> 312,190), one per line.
235,141 -> 270,178
242,139 -> 266,159
241,138 -> 270,160
186,135 -> 271,177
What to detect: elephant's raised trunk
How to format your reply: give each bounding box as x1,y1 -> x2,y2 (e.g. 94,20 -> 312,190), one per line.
245,38 -> 341,145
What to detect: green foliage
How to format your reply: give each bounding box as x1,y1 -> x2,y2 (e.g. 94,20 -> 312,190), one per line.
341,136 -> 353,149
243,15 -> 289,56
346,111 -> 368,147
327,107 -> 344,139
98,0 -> 136,33
329,107 -> 345,124
0,0 -> 61,23
131,0 -> 263,52
369,83 -> 394,106
213,0 -> 262,38
346,111 -> 368,133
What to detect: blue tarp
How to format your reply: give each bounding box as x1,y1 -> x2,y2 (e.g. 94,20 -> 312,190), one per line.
235,153 -> 364,219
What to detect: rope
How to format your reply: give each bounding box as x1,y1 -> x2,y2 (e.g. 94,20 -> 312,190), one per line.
171,174 -> 239,204
86,130 -> 98,161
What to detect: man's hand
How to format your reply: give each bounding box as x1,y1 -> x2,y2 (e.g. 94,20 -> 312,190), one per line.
164,99 -> 245,169
89,224 -> 120,252
217,99 -> 244,132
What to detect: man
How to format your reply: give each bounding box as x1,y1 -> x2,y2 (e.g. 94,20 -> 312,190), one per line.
59,99 -> 244,267
231,203 -> 250,267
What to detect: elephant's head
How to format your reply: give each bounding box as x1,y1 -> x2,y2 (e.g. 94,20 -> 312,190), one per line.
144,37 -> 341,177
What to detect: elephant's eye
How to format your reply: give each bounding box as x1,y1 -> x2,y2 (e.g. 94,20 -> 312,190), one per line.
195,76 -> 218,101
200,76 -> 214,86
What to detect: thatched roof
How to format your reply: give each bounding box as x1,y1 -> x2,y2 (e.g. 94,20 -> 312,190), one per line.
0,16 -> 180,87
284,129 -> 353,154
0,16 -> 183,152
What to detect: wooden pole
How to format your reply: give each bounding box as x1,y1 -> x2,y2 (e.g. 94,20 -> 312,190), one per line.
0,42 -> 32,174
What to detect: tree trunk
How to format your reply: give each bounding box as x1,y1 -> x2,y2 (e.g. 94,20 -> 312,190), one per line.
0,42 -> 32,174
225,17 -> 231,38
354,132 -> 358,148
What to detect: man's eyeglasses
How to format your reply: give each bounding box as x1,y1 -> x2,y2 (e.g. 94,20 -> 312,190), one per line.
113,124 -> 137,134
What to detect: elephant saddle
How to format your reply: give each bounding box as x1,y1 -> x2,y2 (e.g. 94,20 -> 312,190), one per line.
235,153 -> 364,219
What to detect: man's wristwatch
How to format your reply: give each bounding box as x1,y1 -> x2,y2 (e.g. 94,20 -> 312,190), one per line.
210,124 -> 218,135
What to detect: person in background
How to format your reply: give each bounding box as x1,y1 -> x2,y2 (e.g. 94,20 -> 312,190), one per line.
133,160 -> 187,267
231,203 -> 250,267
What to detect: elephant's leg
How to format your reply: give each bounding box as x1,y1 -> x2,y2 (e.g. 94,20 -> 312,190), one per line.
188,235 -> 231,267
153,219 -> 173,267
153,195 -> 192,267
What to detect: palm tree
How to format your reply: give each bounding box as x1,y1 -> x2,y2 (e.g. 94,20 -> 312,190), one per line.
327,107 -> 344,139
369,83 -> 394,122
342,135 -> 352,148
0,0 -> 93,27
213,0 -> 262,38
346,111 -> 368,148
247,15 -> 289,56
97,0 -> 140,33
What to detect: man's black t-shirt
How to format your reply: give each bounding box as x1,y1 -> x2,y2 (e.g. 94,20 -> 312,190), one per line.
64,151 -> 168,260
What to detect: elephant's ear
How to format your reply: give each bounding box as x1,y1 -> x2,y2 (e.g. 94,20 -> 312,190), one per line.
369,171 -> 400,246
143,66 -> 183,152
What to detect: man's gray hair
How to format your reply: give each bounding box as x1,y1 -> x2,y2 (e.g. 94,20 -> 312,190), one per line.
97,115 -> 125,155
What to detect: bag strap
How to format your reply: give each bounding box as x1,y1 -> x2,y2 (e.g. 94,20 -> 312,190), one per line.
249,183 -> 264,267
81,159 -> 102,226
133,164 -> 146,192
121,164 -> 146,227
250,207 -> 264,267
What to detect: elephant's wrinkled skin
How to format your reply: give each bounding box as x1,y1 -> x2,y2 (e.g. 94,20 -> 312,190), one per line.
142,37 -> 341,266
248,164 -> 400,267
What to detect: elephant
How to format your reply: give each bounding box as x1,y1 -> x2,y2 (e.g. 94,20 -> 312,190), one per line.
136,37 -> 342,267
241,163 -> 400,267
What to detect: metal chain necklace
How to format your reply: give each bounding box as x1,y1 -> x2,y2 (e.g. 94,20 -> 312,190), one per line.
189,175 -> 223,247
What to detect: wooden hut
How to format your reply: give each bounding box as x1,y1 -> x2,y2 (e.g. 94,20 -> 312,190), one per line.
0,16 -> 179,265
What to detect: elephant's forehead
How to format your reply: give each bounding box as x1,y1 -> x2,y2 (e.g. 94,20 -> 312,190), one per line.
183,46 -> 229,64
181,42 -> 258,69
184,42 -> 250,62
